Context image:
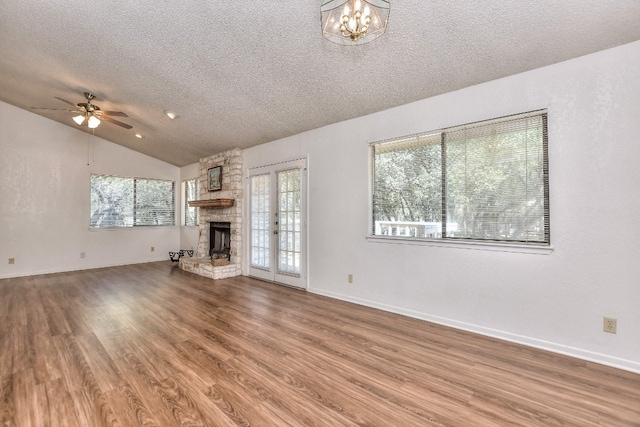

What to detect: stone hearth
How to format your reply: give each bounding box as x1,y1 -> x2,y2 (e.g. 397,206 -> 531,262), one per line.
179,258 -> 239,280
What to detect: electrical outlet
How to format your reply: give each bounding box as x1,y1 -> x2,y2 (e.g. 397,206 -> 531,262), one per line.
151,246 -> 155,252
348,274 -> 353,283
8,258 -> 15,264
603,317 -> 617,334
80,252 -> 86,259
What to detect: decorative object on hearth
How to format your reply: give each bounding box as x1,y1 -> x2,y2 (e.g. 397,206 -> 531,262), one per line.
208,166 -> 222,191
169,249 -> 194,262
211,252 -> 229,266
321,0 -> 390,45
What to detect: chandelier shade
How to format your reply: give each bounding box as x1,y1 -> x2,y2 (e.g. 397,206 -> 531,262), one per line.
321,0 -> 390,45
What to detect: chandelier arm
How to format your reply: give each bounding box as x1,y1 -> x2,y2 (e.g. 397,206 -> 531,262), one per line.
339,8 -> 370,41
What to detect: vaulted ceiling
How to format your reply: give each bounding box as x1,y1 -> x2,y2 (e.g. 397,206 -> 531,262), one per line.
1,1 -> 639,166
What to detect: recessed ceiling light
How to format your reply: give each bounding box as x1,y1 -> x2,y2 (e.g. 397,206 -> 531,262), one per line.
165,111 -> 178,119
135,133 -> 143,139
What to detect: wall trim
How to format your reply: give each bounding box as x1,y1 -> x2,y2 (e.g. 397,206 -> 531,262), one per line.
366,236 -> 554,254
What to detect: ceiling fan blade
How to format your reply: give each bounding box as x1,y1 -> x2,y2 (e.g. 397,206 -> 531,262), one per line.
100,115 -> 132,129
100,111 -> 128,117
54,97 -> 77,107
31,107 -> 75,111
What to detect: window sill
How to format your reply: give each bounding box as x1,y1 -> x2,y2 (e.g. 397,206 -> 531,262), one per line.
366,236 -> 553,255
89,226 -> 177,232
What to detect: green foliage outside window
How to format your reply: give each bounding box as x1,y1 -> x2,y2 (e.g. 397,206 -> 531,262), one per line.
372,111 -> 549,244
90,175 -> 175,228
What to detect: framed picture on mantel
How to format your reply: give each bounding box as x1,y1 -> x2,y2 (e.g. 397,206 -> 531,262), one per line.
208,166 -> 222,192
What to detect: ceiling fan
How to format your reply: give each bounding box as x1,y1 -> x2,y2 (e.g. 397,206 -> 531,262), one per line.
32,92 -> 132,129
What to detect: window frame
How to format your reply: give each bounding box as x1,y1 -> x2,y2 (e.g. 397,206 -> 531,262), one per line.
182,178 -> 199,227
90,174 -> 176,229
368,110 -> 552,254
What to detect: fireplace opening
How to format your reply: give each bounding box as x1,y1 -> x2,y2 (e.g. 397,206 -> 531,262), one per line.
210,222 -> 231,261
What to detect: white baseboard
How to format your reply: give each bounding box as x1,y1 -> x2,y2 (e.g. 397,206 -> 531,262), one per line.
310,287 -> 640,375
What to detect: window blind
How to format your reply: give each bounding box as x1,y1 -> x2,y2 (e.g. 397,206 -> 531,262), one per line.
371,110 -> 549,244
90,175 -> 175,228
372,132 -> 442,237
134,179 -> 175,226
444,112 -> 548,243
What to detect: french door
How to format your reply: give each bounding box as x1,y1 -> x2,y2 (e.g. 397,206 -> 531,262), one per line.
248,159 -> 307,289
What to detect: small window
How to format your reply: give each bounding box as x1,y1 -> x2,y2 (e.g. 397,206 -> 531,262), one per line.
371,110 -> 549,244
90,175 -> 175,228
184,178 -> 199,226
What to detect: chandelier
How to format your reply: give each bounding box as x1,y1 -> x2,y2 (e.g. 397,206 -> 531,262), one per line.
321,0 -> 390,45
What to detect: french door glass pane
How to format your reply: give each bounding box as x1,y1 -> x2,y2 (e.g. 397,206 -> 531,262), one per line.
251,174 -> 270,270
278,169 -> 301,275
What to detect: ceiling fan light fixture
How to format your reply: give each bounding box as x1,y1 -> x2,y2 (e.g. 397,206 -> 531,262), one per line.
87,115 -> 101,129
34,93 -> 131,130
321,0 -> 390,45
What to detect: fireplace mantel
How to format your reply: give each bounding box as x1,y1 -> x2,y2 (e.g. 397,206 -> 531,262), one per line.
188,199 -> 235,208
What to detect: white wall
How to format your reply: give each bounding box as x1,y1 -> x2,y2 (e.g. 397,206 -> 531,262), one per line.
179,162 -> 201,251
0,101 -> 180,278
243,41 -> 640,373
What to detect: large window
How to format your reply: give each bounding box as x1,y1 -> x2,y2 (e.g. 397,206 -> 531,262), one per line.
371,110 -> 549,244
183,178 -> 199,226
90,175 -> 175,228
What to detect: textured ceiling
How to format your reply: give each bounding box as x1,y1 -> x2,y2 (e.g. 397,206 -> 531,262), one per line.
1,1 -> 639,167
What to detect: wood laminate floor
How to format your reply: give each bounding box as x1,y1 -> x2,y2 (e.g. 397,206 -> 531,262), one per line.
1,262 -> 639,426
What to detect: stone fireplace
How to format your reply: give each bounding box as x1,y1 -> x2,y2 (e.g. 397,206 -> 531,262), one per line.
179,148 -> 243,279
